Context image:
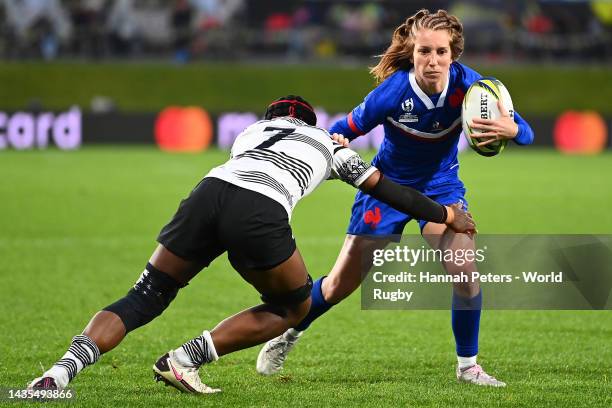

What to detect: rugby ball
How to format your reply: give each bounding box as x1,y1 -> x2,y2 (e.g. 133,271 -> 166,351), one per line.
461,78 -> 514,157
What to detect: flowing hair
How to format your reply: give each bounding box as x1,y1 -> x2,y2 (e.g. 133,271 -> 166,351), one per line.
370,9 -> 464,83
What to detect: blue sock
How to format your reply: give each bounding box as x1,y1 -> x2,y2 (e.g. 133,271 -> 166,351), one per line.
294,277 -> 334,331
451,290 -> 482,357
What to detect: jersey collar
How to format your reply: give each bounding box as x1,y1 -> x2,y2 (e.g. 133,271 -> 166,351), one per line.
408,68 -> 450,110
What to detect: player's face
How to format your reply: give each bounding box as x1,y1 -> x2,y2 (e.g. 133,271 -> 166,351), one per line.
412,28 -> 453,94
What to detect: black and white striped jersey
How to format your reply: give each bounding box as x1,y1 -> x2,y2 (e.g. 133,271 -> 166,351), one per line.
205,117 -> 377,218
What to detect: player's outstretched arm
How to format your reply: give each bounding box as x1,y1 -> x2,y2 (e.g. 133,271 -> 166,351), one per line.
359,170 -> 475,233
329,139 -> 475,233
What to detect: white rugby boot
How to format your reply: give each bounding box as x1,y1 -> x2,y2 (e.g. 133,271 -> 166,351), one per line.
153,350 -> 221,394
456,364 -> 506,387
256,329 -> 302,375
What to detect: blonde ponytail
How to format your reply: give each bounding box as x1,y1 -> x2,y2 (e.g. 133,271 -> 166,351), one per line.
370,9 -> 464,83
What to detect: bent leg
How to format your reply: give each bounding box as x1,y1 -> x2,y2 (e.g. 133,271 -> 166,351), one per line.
35,245 -> 202,389
422,223 -> 480,297
86,245 -> 204,353
167,247 -> 312,378
209,248 -> 312,356
294,234 -> 391,331
323,234 -> 392,303
255,233 -> 395,375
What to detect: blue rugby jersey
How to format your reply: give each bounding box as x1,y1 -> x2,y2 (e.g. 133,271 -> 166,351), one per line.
330,62 -> 534,187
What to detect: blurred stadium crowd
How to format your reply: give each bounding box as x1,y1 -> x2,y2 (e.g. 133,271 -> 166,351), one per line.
0,0 -> 610,62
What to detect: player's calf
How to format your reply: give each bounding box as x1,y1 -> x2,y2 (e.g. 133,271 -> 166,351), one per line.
156,274 -> 313,388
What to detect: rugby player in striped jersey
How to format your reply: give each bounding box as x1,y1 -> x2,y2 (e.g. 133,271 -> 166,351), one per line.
28,96 -> 474,394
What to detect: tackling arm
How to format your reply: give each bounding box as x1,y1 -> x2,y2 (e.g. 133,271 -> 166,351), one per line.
330,145 -> 473,232
359,171 -> 452,225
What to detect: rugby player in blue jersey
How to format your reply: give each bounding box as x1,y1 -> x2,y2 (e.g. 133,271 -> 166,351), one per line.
257,9 -> 534,387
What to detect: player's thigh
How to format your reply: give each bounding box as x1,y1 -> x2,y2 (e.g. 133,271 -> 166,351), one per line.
422,222 -> 479,297
324,234 -> 392,303
422,222 -> 476,255
234,248 -> 312,319
329,192 -> 411,301
420,185 -> 472,260
237,248 -> 310,295
220,183 -> 297,272
154,177 -> 229,284
149,244 -> 209,286
220,185 -> 311,314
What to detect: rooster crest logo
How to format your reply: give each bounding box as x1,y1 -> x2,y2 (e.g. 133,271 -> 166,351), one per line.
363,207 -> 382,229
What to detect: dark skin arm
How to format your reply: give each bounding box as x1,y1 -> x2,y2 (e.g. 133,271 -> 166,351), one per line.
330,133 -> 475,234
358,169 -> 476,234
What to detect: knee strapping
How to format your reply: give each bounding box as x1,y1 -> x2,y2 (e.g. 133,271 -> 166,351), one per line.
103,263 -> 182,333
260,275 -> 313,307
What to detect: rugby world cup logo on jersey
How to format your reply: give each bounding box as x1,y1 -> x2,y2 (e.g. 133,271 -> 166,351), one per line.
402,98 -> 414,112
399,98 -> 418,123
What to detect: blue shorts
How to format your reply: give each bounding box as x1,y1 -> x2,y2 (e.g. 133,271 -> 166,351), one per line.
347,180 -> 467,236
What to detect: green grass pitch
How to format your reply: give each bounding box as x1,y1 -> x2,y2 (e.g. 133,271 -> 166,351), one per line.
0,147 -> 610,407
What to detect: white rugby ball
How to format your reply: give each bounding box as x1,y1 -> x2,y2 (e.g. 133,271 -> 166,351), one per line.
461,78 -> 514,157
